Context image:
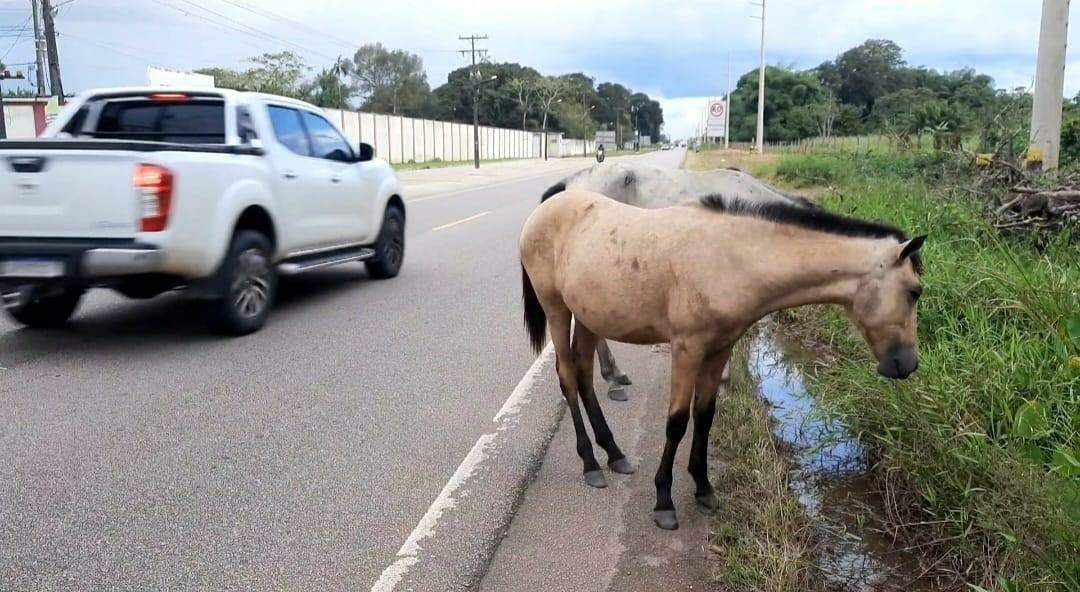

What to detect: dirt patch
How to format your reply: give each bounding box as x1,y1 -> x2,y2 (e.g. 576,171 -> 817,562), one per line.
683,148 -> 779,173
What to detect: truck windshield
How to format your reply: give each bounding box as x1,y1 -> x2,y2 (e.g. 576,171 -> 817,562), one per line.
89,97 -> 226,144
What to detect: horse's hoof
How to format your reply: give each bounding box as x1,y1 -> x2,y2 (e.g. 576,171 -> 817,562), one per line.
608,457 -> 636,474
653,510 -> 679,530
607,386 -> 628,402
614,373 -> 633,386
695,492 -> 721,511
583,470 -> 608,489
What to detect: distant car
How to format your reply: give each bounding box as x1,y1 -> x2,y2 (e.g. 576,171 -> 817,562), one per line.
0,87 -> 406,335
661,144 -> 672,151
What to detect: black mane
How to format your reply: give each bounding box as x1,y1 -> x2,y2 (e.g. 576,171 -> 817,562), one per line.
698,194 -> 922,273
541,181 -> 567,202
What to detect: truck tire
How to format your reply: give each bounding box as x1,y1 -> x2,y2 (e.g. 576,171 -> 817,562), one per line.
5,289 -> 83,328
208,231 -> 277,336
365,206 -> 405,279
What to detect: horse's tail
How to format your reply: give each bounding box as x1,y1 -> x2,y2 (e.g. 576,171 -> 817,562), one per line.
521,263 -> 547,354
540,181 -> 566,203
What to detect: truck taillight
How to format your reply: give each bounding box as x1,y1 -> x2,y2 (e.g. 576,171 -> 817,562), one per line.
134,164 -> 174,232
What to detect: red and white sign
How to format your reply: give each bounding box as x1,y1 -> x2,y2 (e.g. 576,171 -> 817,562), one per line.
706,98 -> 727,137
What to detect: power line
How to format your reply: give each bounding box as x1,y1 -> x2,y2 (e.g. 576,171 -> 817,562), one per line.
170,0 -> 337,61
0,14 -> 30,61
213,0 -> 355,50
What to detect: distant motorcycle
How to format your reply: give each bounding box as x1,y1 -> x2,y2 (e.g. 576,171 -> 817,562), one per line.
596,145 -> 606,163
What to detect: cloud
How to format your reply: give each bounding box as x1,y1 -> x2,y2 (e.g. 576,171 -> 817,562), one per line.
1,0 -> 1073,140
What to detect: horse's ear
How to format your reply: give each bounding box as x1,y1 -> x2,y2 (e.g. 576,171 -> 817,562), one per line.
624,174 -> 634,186
897,235 -> 927,262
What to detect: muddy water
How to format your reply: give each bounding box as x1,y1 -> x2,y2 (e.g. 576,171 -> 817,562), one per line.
746,326 -> 924,591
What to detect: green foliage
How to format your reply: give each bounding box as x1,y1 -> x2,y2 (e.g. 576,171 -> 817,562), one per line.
194,51 -> 309,100
1062,112 -> 1080,166
773,154 -> 854,186
348,43 -> 429,115
195,49 -> 661,140
775,151 -> 1080,588
727,39 -> 1003,149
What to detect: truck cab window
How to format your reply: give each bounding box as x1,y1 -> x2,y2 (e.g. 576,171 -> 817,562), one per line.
300,111 -> 353,162
267,106 -> 311,156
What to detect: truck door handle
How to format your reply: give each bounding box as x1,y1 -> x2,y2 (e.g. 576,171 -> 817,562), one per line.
330,176 -> 342,184
283,171 -> 298,180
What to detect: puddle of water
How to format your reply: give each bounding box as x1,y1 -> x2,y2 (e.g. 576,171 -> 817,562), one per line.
746,326 -> 924,591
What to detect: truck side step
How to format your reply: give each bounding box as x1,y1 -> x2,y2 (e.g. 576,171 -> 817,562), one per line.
278,247 -> 376,276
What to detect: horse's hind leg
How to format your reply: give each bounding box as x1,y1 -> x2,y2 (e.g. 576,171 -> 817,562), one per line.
687,348 -> 732,512
549,309 -> 606,488
573,325 -> 634,476
596,340 -> 633,403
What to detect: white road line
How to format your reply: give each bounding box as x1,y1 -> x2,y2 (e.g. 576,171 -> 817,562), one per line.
370,343 -> 555,592
404,167 -> 584,204
431,210 -> 490,231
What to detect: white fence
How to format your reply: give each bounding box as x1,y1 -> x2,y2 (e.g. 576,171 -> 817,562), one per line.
322,108 -> 543,164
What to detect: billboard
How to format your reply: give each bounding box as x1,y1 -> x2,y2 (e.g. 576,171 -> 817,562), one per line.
706,99 -> 727,137
594,130 -> 616,147
147,66 -> 215,89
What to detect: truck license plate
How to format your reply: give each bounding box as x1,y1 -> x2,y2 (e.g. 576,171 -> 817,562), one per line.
0,259 -> 65,278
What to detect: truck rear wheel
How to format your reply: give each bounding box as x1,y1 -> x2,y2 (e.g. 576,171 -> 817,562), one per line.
208,231 -> 277,336
365,206 -> 405,279
5,288 -> 83,328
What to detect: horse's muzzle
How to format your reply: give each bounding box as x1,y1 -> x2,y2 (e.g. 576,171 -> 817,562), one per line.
877,345 -> 918,380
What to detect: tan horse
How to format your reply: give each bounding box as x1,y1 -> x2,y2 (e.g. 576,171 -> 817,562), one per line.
519,190 -> 925,530
542,162 -> 816,399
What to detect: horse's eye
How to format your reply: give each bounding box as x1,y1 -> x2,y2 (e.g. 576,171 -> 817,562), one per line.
909,288 -> 923,302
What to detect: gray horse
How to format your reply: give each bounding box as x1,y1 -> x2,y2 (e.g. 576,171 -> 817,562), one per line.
540,161 -> 814,400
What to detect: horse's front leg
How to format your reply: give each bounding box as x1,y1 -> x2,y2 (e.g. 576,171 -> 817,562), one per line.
596,339 -> 632,402
653,339 -> 704,530
688,348 -> 732,512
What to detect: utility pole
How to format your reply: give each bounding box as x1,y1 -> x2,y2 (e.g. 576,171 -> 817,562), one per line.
1028,0 -> 1070,170
459,34 -> 488,169
725,54 -> 731,150
751,0 -> 766,153
31,0 -> 47,96
41,0 -> 64,102
0,69 -> 28,139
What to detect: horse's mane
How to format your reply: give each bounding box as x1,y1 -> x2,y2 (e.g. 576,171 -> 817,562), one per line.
541,181 -> 567,202
698,194 -> 922,273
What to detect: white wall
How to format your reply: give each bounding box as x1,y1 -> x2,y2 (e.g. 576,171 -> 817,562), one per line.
2,104 -> 37,139
321,108 -> 588,164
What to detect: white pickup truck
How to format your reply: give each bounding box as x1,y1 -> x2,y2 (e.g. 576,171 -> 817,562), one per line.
0,87 -> 405,335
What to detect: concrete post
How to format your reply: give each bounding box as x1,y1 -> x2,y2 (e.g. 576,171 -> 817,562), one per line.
1029,0 -> 1070,170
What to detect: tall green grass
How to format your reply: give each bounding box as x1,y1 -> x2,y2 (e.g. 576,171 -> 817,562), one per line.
770,153 -> 1079,590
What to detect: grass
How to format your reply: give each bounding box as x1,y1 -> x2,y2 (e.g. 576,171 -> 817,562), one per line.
709,342 -> 820,592
391,157 -> 523,171
758,152 -> 1080,590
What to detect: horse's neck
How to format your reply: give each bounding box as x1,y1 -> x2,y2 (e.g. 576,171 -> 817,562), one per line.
742,230 -> 890,316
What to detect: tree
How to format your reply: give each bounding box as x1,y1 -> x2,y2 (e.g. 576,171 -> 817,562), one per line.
303,59 -> 353,109
349,43 -> 430,115
729,66 -> 825,142
507,77 -> 536,130
195,51 -> 309,99
536,77 -> 569,157
813,90 -> 841,138
820,39 -> 907,115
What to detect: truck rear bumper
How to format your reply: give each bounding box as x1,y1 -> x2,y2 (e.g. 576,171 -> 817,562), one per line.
0,238 -> 164,283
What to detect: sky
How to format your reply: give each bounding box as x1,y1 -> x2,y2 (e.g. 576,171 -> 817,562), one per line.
1,0 -> 1076,140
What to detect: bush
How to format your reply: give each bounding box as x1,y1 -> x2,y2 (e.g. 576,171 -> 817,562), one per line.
1062,113 -> 1080,166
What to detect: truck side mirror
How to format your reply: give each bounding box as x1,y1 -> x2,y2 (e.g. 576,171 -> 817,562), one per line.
358,142 -> 374,162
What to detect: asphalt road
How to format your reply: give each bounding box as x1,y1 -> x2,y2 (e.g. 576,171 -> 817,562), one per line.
0,149 -> 686,590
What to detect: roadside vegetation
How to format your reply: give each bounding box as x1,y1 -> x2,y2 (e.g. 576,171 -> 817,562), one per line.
709,342 -> 819,592
756,147 -> 1078,590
